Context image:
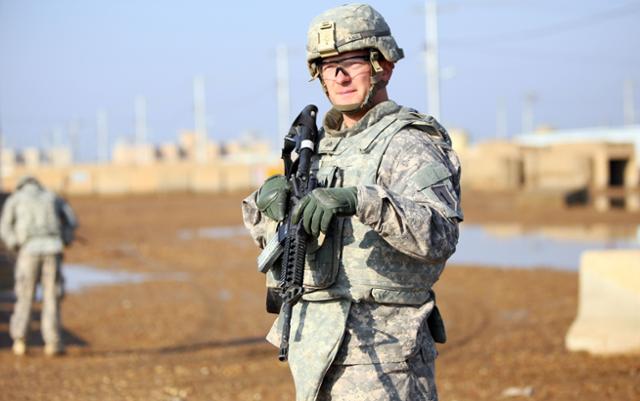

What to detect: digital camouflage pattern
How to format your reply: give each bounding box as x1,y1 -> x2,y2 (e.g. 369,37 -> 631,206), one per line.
242,100 -> 461,401
333,300 -> 438,365
318,347 -> 437,401
296,101 -> 461,306
306,3 -> 404,78
0,179 -> 78,254
266,299 -> 351,401
10,252 -> 64,348
0,176 -> 77,351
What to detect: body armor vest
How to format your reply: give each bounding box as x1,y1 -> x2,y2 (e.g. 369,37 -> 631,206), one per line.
13,187 -> 62,246
268,108 -> 455,305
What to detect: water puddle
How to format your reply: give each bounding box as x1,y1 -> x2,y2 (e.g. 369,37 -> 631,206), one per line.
450,223 -> 640,270
63,264 -> 146,292
63,264 -> 188,293
178,223 -> 640,270
177,226 -> 248,240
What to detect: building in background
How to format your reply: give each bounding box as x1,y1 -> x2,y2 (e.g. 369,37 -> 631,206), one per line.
0,130 -> 275,195
2,123 -> 639,212
457,125 -> 640,211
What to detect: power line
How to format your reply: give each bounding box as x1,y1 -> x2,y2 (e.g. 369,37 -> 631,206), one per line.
442,1 -> 640,46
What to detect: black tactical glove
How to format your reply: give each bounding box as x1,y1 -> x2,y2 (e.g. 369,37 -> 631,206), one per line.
292,187 -> 357,237
256,175 -> 291,222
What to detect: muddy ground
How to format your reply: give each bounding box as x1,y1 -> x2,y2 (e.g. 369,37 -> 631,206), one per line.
0,190 -> 638,401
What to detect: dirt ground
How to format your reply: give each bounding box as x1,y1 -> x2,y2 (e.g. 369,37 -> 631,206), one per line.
0,190 -> 638,401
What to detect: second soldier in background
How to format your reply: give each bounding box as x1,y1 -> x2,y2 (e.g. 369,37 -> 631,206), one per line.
0,175 -> 78,357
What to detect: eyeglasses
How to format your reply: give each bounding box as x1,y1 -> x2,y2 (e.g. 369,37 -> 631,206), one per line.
319,56 -> 370,80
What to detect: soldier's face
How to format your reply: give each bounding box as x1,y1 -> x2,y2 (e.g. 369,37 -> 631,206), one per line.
320,51 -> 372,108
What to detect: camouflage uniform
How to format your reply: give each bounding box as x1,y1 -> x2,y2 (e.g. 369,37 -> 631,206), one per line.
0,176 -> 77,353
242,4 -> 462,401
243,101 -> 461,401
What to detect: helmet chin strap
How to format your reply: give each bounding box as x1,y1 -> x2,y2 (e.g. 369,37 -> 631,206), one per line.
322,50 -> 387,115
335,76 -> 387,114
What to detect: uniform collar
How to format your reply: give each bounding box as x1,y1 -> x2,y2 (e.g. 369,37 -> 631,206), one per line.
19,182 -> 42,195
323,100 -> 402,138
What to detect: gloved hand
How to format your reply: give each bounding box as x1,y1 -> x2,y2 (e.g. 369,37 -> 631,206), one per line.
292,187 -> 357,237
256,175 -> 291,222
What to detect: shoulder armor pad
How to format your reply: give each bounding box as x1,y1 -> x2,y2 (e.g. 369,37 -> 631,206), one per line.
396,108 -> 452,147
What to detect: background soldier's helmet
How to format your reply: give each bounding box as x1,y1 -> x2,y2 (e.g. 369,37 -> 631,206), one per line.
15,175 -> 41,190
306,3 -> 404,79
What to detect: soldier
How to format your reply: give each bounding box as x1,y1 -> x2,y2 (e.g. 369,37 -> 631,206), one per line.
0,175 -> 78,356
242,3 -> 462,400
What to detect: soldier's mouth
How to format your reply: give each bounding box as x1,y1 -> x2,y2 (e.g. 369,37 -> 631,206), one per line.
336,89 -> 357,96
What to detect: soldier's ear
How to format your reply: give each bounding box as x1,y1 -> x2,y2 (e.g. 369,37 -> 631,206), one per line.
379,60 -> 394,82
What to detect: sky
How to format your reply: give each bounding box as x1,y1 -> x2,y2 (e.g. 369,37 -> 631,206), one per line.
1,0 -> 639,161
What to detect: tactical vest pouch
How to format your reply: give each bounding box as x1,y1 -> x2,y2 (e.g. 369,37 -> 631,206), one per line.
427,304 -> 447,344
265,287 -> 282,314
263,223 -> 343,293
303,219 -> 343,289
299,163 -> 344,290
262,227 -> 342,311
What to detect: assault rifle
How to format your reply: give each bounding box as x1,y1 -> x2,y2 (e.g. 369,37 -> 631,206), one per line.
256,104 -> 319,361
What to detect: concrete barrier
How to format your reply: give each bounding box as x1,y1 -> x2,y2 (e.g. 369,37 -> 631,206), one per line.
566,249 -> 640,355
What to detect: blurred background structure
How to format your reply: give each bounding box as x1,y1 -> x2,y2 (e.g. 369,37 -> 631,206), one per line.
1,0 -> 639,199
0,1 -> 639,400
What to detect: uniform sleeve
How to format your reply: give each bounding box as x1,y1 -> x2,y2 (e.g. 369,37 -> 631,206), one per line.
0,196 -> 18,250
241,190 -> 278,249
355,128 -> 462,262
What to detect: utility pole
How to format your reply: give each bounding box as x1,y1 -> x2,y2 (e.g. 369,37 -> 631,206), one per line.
496,97 -> 508,138
624,79 -> 636,125
522,92 -> 537,134
276,44 -> 291,147
97,109 -> 109,163
134,95 -> 147,145
134,96 -> 148,165
45,129 -> 61,166
193,75 -> 208,163
68,119 -> 80,164
425,0 -> 441,120
53,126 -> 63,147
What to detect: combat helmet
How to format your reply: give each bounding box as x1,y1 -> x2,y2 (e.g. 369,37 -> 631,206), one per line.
306,4 -> 404,113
